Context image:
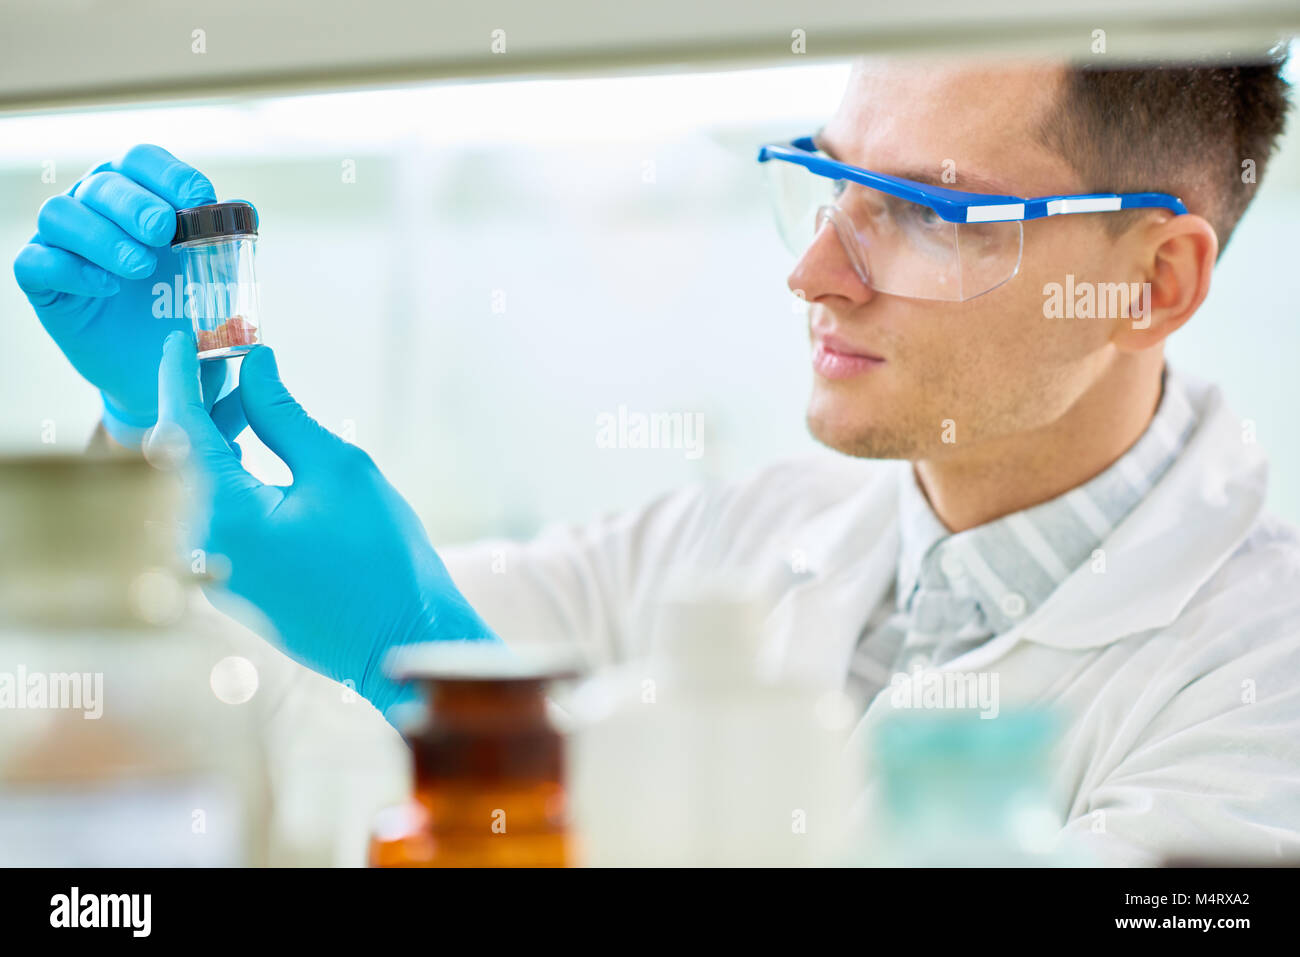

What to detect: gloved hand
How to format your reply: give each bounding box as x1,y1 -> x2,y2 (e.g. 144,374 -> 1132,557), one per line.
13,144 -> 234,448
149,331 -> 500,723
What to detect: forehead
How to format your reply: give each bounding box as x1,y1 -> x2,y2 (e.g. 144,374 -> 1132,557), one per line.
821,59 -> 1081,196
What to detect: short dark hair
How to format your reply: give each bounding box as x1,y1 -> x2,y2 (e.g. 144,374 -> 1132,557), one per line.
1039,47 -> 1292,256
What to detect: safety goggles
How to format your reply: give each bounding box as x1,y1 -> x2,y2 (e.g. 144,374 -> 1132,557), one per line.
757,136 -> 1188,302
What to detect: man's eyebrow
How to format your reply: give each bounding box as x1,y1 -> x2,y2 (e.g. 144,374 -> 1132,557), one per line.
811,129 -> 1013,196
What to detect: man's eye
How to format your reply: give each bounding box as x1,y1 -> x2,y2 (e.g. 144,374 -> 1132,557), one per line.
898,201 -> 945,228
830,179 -> 848,200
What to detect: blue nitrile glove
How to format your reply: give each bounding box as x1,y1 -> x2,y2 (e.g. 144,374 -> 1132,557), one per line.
13,144 -> 236,449
149,331 -> 500,723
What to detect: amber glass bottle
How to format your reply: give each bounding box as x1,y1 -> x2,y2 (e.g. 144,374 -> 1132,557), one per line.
369,651 -> 572,868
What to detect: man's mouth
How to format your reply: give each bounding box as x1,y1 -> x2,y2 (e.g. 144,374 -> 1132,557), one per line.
812,333 -> 886,380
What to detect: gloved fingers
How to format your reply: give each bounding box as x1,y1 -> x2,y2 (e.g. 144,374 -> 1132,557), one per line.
199,354 -> 232,407
106,144 -> 216,212
13,242 -> 121,303
71,171 -> 178,248
238,345 -> 349,478
210,387 -> 249,449
202,363 -> 247,459
152,330 -> 262,502
35,194 -> 158,281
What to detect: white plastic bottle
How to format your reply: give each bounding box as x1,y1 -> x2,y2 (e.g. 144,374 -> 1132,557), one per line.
565,578 -> 856,866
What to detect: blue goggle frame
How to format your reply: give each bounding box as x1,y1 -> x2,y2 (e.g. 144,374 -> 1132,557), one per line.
757,136 -> 1188,224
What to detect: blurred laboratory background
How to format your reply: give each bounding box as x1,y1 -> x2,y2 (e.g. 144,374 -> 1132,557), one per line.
1,53 -> 1297,863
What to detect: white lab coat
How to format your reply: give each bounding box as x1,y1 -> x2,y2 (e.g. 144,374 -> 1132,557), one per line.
442,368 -> 1300,865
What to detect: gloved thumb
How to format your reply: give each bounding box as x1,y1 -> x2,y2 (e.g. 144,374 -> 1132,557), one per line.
238,345 -> 345,477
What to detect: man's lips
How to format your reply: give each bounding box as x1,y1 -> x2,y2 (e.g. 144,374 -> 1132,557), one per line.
815,332 -> 884,362
811,332 -> 885,380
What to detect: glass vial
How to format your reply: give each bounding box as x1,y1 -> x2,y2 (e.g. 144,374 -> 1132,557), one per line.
171,201 -> 262,360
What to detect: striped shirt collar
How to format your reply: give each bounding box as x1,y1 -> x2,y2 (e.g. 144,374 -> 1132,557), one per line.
894,362 -> 1199,634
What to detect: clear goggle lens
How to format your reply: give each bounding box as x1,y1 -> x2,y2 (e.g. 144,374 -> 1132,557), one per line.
765,159 -> 1023,302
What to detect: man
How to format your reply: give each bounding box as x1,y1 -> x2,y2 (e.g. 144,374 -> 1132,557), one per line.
12,55 -> 1298,866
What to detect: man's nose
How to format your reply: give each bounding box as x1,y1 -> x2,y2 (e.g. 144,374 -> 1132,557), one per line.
786,218 -> 874,307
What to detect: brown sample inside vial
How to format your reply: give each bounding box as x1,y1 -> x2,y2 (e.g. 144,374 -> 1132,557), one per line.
197,315 -> 258,353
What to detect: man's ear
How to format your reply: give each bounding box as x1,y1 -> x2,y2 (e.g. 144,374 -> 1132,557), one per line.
1112,212 -> 1218,352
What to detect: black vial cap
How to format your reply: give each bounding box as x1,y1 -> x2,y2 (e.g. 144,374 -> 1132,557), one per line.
171,201 -> 258,246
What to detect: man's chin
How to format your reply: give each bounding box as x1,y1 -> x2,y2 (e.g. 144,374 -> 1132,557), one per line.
805,405 -> 915,461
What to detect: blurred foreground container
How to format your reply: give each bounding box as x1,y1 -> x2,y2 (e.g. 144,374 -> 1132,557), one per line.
368,643 -> 575,867
0,455 -> 271,866
567,579 -> 858,866
862,708 -> 1081,866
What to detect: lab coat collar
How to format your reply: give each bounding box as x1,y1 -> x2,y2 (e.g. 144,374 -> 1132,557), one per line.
955,367 -> 1268,661
893,362 -> 1199,638
767,459 -> 904,689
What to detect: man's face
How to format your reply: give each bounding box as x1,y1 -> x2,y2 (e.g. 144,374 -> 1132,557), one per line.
794,61 -> 1141,461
